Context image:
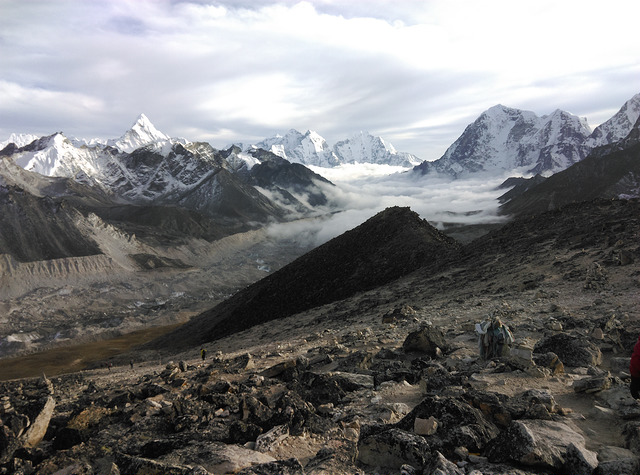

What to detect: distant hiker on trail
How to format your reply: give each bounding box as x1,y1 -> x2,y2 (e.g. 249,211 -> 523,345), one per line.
476,316 -> 514,359
201,348 -> 207,361
630,334 -> 640,399
130,359 -> 134,369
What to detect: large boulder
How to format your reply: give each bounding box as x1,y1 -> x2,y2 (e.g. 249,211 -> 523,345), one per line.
403,324 -> 447,356
533,333 -> 602,367
563,442 -> 599,475
595,446 -> 640,475
485,419 -> 590,470
395,395 -> 499,454
357,427 -> 431,471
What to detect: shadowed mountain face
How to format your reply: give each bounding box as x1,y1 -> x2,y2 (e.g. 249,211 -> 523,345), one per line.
151,206 -> 462,349
499,140 -> 640,217
0,185 -> 102,262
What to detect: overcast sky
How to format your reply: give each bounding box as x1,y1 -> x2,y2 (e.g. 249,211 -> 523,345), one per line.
1,0 -> 639,160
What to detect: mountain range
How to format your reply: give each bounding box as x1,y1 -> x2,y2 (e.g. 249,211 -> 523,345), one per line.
3,93 -> 640,185
251,129 -> 423,168
415,93 -> 640,177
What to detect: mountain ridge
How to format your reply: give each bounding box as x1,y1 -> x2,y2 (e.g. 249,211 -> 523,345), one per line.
149,206 -> 461,349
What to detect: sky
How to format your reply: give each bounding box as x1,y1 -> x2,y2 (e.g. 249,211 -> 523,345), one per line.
1,0 -> 639,161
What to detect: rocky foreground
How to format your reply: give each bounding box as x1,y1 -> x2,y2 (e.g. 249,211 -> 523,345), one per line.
1,199 -> 639,475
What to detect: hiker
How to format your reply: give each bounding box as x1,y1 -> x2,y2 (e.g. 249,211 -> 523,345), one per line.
476,316 -> 514,359
130,359 -> 134,369
630,333 -> 640,399
201,348 -> 207,361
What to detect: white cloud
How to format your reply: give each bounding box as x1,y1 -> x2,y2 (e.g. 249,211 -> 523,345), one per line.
266,164 -> 510,248
0,0 -> 638,159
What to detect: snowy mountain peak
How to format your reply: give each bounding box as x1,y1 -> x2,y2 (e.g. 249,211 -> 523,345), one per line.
417,104 -> 593,177
588,93 -> 640,148
0,133 -> 40,151
252,129 -> 420,168
108,114 -> 170,153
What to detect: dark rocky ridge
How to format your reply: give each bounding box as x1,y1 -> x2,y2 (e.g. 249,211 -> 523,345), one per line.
151,207 -> 462,349
500,141 -> 640,217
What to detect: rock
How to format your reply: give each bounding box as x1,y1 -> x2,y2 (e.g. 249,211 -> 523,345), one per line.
509,344 -> 534,367
486,419 -> 589,470
424,451 -> 465,475
532,352 -> 564,375
623,421 -> 640,454
255,424 -> 289,453
21,395 -> 55,448
547,320 -> 563,331
232,353 -> 255,371
395,395 -> 499,453
414,417 -> 438,436
179,360 -> 188,372
117,454 -> 213,475
610,357 -> 631,374
573,372 -> 612,393
95,459 -> 121,475
52,427 -> 83,450
235,458 -> 305,475
403,323 -> 447,356
464,390 -> 512,428
241,395 -> 274,426
383,305 -> 417,323
306,441 -> 363,475
595,445 -> 640,475
562,442 -> 599,475
47,462 -> 94,475
517,389 -> 558,414
534,333 -> 602,367
191,443 -> 276,474
327,371 -> 375,391
227,420 -> 263,444
260,358 -> 300,379
592,327 -> 604,340
357,427 -> 431,471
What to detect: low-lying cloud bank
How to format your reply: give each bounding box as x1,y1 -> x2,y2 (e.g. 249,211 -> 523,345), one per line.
266,164 -> 512,248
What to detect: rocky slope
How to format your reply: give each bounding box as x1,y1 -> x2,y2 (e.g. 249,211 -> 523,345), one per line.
0,198 -> 639,475
150,207 -> 461,350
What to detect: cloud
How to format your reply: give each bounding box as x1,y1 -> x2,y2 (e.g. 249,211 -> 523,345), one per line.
0,0 -> 639,160
266,164 -> 511,248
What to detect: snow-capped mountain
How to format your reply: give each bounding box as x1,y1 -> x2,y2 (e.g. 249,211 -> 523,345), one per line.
415,105 -> 593,177
416,93 -> 640,178
107,113 -> 172,153
0,133 -> 40,150
253,129 -> 340,168
333,131 -> 422,167
252,129 -> 421,168
0,115 -> 336,223
587,93 -> 640,148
